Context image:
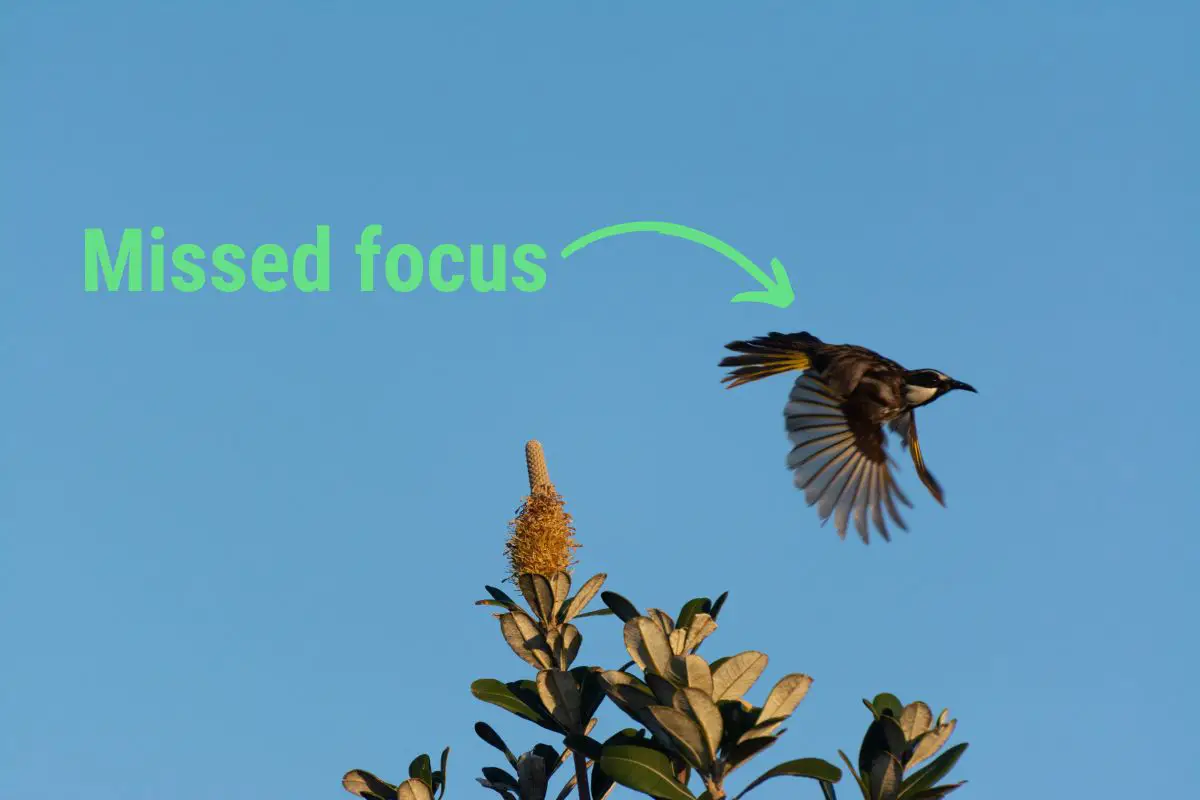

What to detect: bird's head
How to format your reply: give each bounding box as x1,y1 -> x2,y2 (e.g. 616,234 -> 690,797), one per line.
902,369 -> 977,407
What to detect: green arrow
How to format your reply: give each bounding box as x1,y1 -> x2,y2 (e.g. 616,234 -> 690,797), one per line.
560,221 -> 795,308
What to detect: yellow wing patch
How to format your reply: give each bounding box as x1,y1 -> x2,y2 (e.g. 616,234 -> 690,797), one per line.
720,352 -> 812,388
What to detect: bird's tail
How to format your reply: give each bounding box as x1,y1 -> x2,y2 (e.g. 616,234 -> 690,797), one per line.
719,331 -> 820,388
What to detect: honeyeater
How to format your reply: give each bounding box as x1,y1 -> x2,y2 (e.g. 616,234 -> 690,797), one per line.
720,331 -> 976,543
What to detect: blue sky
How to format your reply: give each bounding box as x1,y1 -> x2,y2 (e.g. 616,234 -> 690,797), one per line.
2,2 -> 1197,798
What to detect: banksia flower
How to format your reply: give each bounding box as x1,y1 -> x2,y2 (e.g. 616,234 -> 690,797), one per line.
526,439 -> 554,494
505,440 -> 579,582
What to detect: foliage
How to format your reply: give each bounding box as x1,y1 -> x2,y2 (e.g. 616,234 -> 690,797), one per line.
834,694 -> 968,800
343,748 -> 449,800
342,441 -> 970,800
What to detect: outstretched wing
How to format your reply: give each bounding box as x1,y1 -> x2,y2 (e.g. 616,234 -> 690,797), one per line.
888,411 -> 945,505
785,374 -> 911,543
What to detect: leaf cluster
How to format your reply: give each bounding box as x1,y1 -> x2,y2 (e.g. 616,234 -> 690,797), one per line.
474,720 -> 613,800
343,749 -> 449,800
471,570 -> 612,800
571,589 -> 841,800
835,694 -> 968,800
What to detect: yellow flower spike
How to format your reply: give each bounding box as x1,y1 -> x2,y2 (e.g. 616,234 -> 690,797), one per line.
505,440 -> 579,583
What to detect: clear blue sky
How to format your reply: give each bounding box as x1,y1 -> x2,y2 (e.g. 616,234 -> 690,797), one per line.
2,3 -> 1197,799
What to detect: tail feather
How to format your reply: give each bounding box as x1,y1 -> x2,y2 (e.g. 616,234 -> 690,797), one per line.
720,331 -> 820,388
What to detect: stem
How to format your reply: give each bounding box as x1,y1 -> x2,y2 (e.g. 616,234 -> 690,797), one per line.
572,751 -> 593,800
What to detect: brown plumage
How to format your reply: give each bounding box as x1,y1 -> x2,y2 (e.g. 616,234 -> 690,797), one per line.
720,331 -> 976,543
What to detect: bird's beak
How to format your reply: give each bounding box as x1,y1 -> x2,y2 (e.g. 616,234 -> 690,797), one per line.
950,380 -> 977,393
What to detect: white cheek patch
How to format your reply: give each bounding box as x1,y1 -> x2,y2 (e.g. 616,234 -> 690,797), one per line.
904,384 -> 940,405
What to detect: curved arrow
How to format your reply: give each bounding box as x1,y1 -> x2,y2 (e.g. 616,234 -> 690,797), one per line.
560,221 -> 795,308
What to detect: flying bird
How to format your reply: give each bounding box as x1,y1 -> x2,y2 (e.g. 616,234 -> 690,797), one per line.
720,331 -> 976,543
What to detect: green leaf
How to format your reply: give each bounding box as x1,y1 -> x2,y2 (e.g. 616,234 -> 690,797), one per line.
907,781 -> 966,799
598,670 -> 657,720
838,750 -> 868,797
858,716 -> 907,779
718,700 -> 760,750
437,747 -> 450,799
396,778 -> 433,800
563,733 -> 604,761
481,766 -> 518,789
342,770 -> 398,800
676,688 -> 722,762
668,627 -> 689,655
646,704 -> 711,771
550,571 -> 571,619
599,744 -> 697,800
485,585 -> 520,608
821,780 -> 838,800
625,616 -> 673,675
736,720 -> 786,746
476,780 -> 516,800
648,608 -> 677,635
572,666 -> 607,724
409,755 -> 432,788
499,611 -> 553,669
572,608 -> 615,619
507,679 -> 566,733
666,655 -> 714,695
475,599 -> 509,609
591,761 -> 617,800
471,678 -> 556,731
599,727 -> 671,761
516,751 -> 551,800
709,591 -> 729,620
868,753 -> 902,800
646,671 -> 678,706
758,673 -> 812,727
897,702 -> 934,743
474,722 -> 517,766
868,693 -> 903,719
899,744 -> 968,798
604,728 -> 649,745
556,623 -> 582,669
519,573 -> 557,624
722,733 -> 777,774
733,758 -> 843,799
538,668 -> 583,731
905,721 -> 957,770
676,598 -> 711,630
681,614 -> 718,653
711,651 -> 768,701
601,591 -> 641,623
532,743 -> 561,776
561,573 -> 607,623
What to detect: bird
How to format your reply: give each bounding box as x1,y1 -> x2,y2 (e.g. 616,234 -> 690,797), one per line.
719,331 -> 976,543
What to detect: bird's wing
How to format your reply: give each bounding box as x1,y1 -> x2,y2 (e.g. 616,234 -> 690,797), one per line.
888,411 -> 945,506
785,374 -> 912,543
